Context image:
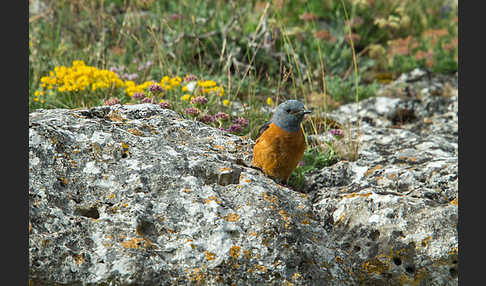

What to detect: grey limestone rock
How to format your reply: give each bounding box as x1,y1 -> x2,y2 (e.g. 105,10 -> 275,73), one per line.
29,70 -> 458,285
29,104 -> 356,285
305,70 -> 458,285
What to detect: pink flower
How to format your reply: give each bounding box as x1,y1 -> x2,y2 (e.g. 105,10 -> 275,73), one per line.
104,97 -> 121,106
227,123 -> 243,133
190,96 -> 208,105
184,74 -> 198,82
133,92 -> 145,100
149,84 -> 164,94
142,97 -> 156,104
159,101 -> 172,109
232,117 -> 249,126
185,107 -> 201,116
330,129 -> 344,138
214,112 -> 229,121
199,114 -> 216,123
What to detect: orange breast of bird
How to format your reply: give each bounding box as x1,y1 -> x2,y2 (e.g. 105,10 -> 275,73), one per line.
251,123 -> 307,182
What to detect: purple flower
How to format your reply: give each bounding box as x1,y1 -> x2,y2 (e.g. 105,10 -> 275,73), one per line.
185,107 -> 201,116
330,129 -> 344,138
159,101 -> 172,109
142,97 -> 156,104
232,117 -> 249,126
137,61 -> 153,71
104,97 -> 121,106
199,114 -> 216,124
299,161 -> 306,166
184,74 -> 198,82
190,96 -> 208,105
149,84 -> 164,94
133,92 -> 146,100
214,112 -> 229,121
227,123 -> 243,133
122,73 -> 139,81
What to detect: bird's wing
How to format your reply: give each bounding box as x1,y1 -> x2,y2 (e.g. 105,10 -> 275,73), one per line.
255,121 -> 271,140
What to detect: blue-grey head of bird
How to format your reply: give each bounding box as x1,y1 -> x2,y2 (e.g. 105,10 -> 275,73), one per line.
271,100 -> 312,132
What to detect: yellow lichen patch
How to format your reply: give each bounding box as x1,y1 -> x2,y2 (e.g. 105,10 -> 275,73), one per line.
182,189 -> 191,193
213,145 -> 226,151
301,218 -> 310,225
59,177 -> 69,185
29,222 -> 32,233
127,128 -> 144,136
284,281 -> 294,286
224,213 -> 240,222
365,165 -> 383,177
398,267 -> 428,286
421,236 -> 432,248
232,263 -> 241,269
245,179 -> 252,183
186,268 -> 205,283
220,167 -> 231,172
254,264 -> 268,273
248,231 -> 258,236
450,197 -> 458,206
448,247 -> 458,255
387,173 -> 397,179
74,253 -> 84,265
361,257 -> 391,274
292,272 -> 302,280
243,249 -> 252,259
205,196 -> 222,204
335,256 -> 344,264
300,193 -> 308,198
230,246 -> 241,258
262,192 -> 279,205
108,193 -> 115,199
121,237 -> 144,249
205,251 -> 216,261
342,192 -> 372,199
278,209 -> 291,229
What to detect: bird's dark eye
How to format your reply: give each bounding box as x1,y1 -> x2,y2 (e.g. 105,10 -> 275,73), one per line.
285,109 -> 291,113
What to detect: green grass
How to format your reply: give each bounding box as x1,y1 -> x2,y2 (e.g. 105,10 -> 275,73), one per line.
29,0 -> 457,188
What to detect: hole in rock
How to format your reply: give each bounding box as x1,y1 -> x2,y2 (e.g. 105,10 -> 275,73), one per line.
75,206 -> 100,219
393,257 -> 402,266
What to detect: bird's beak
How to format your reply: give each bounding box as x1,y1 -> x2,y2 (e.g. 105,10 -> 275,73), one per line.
303,109 -> 312,115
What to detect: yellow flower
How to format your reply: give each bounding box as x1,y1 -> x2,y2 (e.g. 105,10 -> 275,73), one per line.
181,85 -> 188,92
218,87 -> 225,97
198,80 -> 217,88
34,90 -> 44,97
181,94 -> 191,101
266,97 -> 274,106
223,99 -> 231,106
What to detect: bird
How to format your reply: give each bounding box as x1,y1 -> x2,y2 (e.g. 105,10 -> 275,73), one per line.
251,100 -> 312,184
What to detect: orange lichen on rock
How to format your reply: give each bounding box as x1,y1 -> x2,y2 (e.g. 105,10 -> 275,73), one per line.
229,245 -> 241,258
224,213 -> 240,222
205,251 -> 216,261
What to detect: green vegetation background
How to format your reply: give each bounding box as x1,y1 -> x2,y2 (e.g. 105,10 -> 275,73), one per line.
29,0 -> 458,189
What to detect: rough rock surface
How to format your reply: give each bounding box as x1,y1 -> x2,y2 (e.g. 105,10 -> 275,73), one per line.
29,69 -> 458,285
305,69 -> 458,285
29,104 -> 356,285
